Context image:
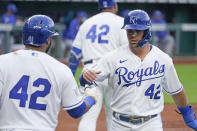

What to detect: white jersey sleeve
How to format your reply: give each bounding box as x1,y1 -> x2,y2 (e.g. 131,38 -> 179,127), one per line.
0,67 -> 3,100
62,68 -> 83,110
162,59 -> 183,94
72,26 -> 83,50
85,51 -> 114,82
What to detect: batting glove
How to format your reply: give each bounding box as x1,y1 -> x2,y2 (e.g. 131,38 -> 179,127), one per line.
178,105 -> 197,130
84,85 -> 98,104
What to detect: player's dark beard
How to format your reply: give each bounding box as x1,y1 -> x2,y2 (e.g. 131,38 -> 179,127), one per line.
45,42 -> 52,53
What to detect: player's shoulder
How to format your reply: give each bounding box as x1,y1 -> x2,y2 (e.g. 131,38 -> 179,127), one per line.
109,44 -> 127,54
152,45 -> 173,62
43,54 -> 70,70
0,51 -> 16,62
80,14 -> 98,25
101,12 -> 124,23
81,12 -> 123,26
103,44 -> 127,60
40,52 -> 73,77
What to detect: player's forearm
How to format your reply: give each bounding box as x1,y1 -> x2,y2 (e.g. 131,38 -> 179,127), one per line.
172,89 -> 197,130
79,70 -> 101,86
67,96 -> 96,119
79,73 -> 92,86
172,89 -> 188,108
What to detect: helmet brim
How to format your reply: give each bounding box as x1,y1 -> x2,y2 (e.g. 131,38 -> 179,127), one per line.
121,24 -> 150,30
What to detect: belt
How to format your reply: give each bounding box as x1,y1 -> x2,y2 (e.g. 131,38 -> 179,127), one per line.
84,60 -> 93,65
113,112 -> 157,125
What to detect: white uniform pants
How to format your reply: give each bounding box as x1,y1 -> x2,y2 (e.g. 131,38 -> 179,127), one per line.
78,79 -> 112,131
111,114 -> 163,131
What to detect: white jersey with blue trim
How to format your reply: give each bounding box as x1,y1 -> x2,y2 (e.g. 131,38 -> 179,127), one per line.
0,50 -> 83,130
89,44 -> 183,116
72,12 -> 128,62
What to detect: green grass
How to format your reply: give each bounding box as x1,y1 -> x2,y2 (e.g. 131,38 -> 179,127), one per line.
75,68 -> 82,85
75,64 -> 197,104
164,64 -> 197,104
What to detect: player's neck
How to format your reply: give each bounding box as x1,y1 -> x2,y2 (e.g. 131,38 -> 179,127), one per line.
101,8 -> 116,14
130,44 -> 151,60
25,45 -> 45,52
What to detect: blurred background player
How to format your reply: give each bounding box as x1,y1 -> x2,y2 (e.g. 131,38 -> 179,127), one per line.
68,0 -> 128,130
0,3 -> 18,54
63,11 -> 88,58
151,10 -> 175,57
121,9 -> 130,18
1,3 -> 17,24
0,14 -> 97,130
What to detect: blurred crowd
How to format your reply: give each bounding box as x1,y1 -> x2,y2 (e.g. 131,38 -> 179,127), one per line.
0,3 -> 19,54
0,3 -> 175,57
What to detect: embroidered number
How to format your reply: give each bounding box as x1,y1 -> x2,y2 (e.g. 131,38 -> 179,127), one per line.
86,24 -> 110,44
9,75 -> 29,107
86,25 -> 97,43
98,25 -> 109,44
9,75 -> 51,110
145,84 -> 161,99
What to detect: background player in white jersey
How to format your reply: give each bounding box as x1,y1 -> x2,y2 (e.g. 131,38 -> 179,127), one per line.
0,15 -> 98,131
79,10 -> 197,131
68,0 -> 128,131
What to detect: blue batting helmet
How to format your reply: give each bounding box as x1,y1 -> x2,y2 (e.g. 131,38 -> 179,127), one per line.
7,3 -> 18,13
122,9 -> 151,47
23,15 -> 59,47
98,0 -> 116,9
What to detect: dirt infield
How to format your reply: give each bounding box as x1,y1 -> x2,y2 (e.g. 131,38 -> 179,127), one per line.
55,104 -> 197,131
172,56 -> 197,64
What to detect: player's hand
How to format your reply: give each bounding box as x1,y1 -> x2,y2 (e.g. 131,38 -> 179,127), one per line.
84,85 -> 98,104
178,105 -> 197,130
83,70 -> 101,83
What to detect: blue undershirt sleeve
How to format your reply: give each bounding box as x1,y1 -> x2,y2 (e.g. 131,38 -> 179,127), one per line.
68,47 -> 81,76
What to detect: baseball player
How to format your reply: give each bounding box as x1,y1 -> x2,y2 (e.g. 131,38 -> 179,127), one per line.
0,3 -> 18,53
68,0 -> 128,131
79,10 -> 197,131
0,15 -> 97,131
151,10 -> 175,56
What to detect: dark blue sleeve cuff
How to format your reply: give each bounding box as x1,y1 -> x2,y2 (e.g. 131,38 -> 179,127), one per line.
79,73 -> 92,86
178,104 -> 190,115
178,104 -> 196,123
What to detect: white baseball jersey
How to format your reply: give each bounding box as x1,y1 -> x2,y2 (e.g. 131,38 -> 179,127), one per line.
0,50 -> 83,130
73,12 -> 128,63
89,44 -> 183,116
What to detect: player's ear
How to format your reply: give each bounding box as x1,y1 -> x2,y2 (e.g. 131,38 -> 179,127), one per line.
46,38 -> 51,46
44,38 -> 52,53
113,3 -> 118,14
